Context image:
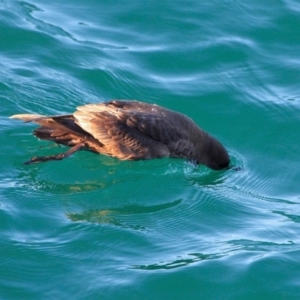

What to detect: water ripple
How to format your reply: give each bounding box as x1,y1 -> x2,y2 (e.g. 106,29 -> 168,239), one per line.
2,0 -> 300,298
131,252 -> 223,271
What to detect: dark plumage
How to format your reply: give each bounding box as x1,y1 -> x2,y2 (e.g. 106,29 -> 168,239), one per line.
10,100 -> 230,170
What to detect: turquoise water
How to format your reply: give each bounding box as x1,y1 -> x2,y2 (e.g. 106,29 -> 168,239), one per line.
1,0 -> 300,298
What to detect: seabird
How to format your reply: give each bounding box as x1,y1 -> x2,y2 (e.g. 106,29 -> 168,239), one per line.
10,100 -> 230,170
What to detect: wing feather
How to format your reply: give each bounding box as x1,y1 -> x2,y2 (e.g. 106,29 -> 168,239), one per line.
73,101 -> 176,159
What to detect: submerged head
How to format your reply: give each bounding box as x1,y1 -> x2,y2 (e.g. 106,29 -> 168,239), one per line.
198,134 -> 230,170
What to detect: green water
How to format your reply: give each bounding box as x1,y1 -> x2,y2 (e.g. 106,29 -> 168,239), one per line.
1,0 -> 300,299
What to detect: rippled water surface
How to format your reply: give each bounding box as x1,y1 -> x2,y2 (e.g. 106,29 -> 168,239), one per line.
1,0 -> 300,299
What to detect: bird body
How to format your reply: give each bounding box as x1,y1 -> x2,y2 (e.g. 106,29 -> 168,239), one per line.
10,100 -> 230,170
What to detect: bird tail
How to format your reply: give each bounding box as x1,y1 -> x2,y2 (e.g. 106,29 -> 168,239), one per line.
9,113 -> 84,143
10,113 -> 89,164
9,114 -> 47,123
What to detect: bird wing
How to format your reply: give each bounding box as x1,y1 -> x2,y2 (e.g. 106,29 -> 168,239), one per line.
73,104 -> 165,159
73,101 -> 191,159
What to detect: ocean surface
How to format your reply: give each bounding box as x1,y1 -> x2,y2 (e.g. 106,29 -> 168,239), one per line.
1,0 -> 300,299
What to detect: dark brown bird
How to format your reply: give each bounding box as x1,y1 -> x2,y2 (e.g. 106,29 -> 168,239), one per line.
10,100 -> 230,170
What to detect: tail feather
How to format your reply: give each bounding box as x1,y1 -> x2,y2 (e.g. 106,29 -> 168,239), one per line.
10,113 -> 101,150
9,114 -> 46,122
33,126 -> 55,140
10,113 -> 86,137
33,126 -> 77,146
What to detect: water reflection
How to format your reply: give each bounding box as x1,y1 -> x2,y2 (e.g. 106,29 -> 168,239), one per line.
131,252 -> 223,270
67,210 -> 146,231
15,159 -> 119,194
66,199 -> 182,228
